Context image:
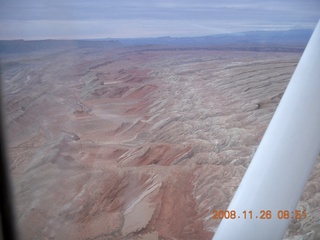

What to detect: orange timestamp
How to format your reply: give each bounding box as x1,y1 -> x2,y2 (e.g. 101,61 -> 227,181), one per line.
212,210 -> 307,220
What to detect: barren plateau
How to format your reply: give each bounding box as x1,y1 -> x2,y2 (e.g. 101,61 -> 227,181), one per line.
2,44 -> 320,240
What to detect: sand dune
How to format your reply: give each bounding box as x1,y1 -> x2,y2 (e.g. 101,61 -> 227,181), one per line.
3,46 -> 319,239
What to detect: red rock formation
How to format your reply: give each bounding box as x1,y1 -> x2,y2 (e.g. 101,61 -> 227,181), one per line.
3,46 -> 319,240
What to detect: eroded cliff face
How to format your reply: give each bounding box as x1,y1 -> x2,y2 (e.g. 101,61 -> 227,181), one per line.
3,46 -> 319,240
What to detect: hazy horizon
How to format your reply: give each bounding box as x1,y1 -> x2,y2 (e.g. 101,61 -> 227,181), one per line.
0,0 -> 319,40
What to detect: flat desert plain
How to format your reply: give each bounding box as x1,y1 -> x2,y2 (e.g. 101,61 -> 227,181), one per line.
2,44 -> 320,240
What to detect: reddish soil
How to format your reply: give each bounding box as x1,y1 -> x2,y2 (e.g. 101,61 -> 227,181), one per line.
3,46 -> 320,240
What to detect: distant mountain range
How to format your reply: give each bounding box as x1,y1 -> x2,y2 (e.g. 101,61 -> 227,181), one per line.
117,29 -> 313,46
0,39 -> 122,54
0,29 -> 313,54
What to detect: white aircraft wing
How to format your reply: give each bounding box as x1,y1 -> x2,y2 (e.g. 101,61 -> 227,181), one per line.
213,19 -> 320,240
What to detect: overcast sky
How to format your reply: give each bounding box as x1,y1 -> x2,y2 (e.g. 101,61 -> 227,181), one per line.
0,0 -> 319,40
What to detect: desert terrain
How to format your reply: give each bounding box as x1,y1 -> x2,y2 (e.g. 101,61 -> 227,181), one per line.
2,42 -> 320,240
